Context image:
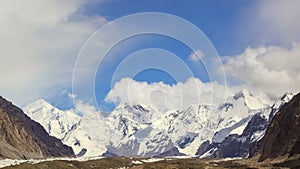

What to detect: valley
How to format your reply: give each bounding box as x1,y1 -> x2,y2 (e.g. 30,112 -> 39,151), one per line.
1,91 -> 300,168
1,1 -> 300,168
2,156 -> 300,169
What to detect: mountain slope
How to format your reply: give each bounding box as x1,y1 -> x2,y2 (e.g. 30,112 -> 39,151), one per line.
0,96 -> 74,159
62,110 -> 110,157
196,92 -> 294,158
23,99 -> 80,139
259,92 -> 300,161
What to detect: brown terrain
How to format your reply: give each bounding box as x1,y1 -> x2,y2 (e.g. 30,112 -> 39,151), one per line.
0,96 -> 74,159
0,157 -> 296,169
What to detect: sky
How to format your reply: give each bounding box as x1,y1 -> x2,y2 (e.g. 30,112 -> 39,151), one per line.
0,0 -> 300,112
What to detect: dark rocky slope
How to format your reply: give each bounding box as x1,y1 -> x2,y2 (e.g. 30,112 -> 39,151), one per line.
0,96 -> 74,159
258,93 -> 300,161
196,113 -> 269,158
196,93 -> 293,158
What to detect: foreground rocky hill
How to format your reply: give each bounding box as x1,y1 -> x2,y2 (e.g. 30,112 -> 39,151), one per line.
0,96 -> 74,159
258,92 -> 300,161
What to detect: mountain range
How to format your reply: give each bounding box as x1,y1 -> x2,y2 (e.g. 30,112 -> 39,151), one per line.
23,89 -> 295,158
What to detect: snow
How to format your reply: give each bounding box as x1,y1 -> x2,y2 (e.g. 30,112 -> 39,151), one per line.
213,115 -> 253,143
199,148 -> 218,158
273,92 -> 294,110
141,158 -> 164,163
212,157 -> 242,162
166,156 -> 194,159
0,159 -> 27,168
23,99 -> 81,139
131,160 -> 143,164
229,122 -> 248,135
233,89 -> 270,110
0,157 -> 104,168
62,111 -> 111,157
0,157 -> 166,168
250,130 -> 266,142
22,90 -> 287,158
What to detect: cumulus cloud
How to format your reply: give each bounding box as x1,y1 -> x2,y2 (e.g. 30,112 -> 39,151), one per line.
188,50 -> 204,61
106,42 -> 300,112
222,43 -> 300,95
0,0 -> 106,106
105,77 -> 235,112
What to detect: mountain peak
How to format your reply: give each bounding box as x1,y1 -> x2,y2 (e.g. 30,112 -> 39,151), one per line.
232,89 -> 268,110
280,92 -> 294,102
23,99 -> 80,140
27,98 -> 53,108
24,99 -> 62,118
233,89 -> 252,100
118,103 -> 150,111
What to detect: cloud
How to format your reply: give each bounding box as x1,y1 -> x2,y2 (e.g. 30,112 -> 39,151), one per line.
0,0 -> 107,106
75,101 -> 98,115
68,93 -> 77,99
105,77 -> 235,112
245,0 -> 300,45
105,42 -> 300,112
222,43 -> 300,95
188,50 -> 204,61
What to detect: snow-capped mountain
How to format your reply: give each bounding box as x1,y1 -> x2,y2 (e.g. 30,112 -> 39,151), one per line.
23,90 -> 294,158
62,110 -> 110,157
24,99 -> 81,139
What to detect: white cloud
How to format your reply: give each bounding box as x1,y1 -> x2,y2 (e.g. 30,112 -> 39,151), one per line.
75,101 -> 98,115
105,77 -> 235,112
105,42 -> 299,111
246,0 -> 300,44
0,0 -> 107,106
68,93 -> 77,99
2,0 -> 298,110
188,50 -> 204,61
222,43 -> 300,95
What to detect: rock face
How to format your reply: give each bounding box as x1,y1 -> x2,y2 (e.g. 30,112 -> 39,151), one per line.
196,113 -> 269,158
259,93 -> 300,161
196,92 -> 294,158
0,96 -> 74,159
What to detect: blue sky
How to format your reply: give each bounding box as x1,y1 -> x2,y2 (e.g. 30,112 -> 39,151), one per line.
86,0 -> 255,55
0,0 -> 299,112
82,0 -> 274,111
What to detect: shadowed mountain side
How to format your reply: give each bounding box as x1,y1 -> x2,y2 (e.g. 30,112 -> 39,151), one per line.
258,93 -> 300,161
0,96 -> 74,159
